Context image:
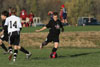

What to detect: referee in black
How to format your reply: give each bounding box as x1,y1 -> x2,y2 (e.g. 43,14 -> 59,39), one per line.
36,12 -> 64,58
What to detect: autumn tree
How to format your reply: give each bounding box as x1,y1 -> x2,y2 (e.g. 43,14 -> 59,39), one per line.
65,0 -> 95,25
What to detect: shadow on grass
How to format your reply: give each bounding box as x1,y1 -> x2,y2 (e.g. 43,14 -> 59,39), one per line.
58,51 -> 100,58
30,51 -> 100,60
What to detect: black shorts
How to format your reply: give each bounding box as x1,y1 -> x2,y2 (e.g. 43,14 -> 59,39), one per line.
0,34 -> 8,42
63,13 -> 67,19
45,34 -> 59,43
8,31 -> 20,45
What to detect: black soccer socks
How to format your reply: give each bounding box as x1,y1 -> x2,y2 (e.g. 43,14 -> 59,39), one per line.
42,41 -> 48,46
52,48 -> 57,52
20,47 -> 29,54
14,50 -> 18,59
8,46 -> 13,54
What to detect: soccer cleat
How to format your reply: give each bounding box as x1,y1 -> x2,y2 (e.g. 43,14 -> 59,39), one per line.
50,52 -> 57,58
26,52 -> 32,59
8,50 -> 13,61
8,54 -> 13,61
13,58 -> 16,62
4,49 -> 13,55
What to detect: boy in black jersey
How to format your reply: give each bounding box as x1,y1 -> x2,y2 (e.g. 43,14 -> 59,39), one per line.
36,12 -> 64,58
0,11 -> 12,54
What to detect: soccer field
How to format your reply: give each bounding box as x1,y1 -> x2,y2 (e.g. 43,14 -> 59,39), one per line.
21,26 -> 100,33
0,48 -> 100,67
0,26 -> 100,67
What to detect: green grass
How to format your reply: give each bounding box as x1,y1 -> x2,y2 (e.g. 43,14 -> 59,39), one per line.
21,26 -> 100,33
1,48 -> 100,67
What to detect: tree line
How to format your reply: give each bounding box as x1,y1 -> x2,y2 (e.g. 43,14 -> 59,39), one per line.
0,0 -> 100,24
65,0 -> 100,24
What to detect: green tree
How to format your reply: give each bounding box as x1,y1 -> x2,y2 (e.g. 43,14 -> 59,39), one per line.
65,0 -> 94,25
37,0 -> 63,20
93,0 -> 100,21
26,0 -> 37,14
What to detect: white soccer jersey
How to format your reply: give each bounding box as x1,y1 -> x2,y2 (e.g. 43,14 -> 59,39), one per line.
4,15 -> 22,33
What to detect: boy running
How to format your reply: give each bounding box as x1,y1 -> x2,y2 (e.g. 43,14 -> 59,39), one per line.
4,8 -> 31,62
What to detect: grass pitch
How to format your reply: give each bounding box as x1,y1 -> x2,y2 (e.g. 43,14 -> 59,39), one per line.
1,26 -> 100,67
21,26 -> 100,33
0,48 -> 100,67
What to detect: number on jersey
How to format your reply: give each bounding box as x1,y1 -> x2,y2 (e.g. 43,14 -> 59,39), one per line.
10,21 -> 17,28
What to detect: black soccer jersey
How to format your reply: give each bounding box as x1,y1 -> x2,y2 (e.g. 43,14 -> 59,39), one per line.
46,19 -> 63,36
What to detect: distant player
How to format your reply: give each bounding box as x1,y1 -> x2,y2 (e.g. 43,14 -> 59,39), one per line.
28,11 -> 34,27
0,11 -> 12,54
20,8 -> 27,20
60,5 -> 68,25
20,8 -> 27,27
36,12 -> 64,58
4,8 -> 32,62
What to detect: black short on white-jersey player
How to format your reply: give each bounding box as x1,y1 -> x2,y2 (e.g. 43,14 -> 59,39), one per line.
36,12 -> 64,58
0,11 -> 13,54
4,8 -> 32,62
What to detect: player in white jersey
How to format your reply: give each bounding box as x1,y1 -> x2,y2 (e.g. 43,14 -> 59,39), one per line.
4,8 -> 32,62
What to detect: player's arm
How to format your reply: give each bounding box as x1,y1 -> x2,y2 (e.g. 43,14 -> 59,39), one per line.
4,18 -> 8,33
0,30 -> 4,35
19,18 -> 22,32
0,25 -> 4,35
36,20 -> 51,32
20,28 -> 22,31
3,26 -> 8,32
36,27 -> 47,32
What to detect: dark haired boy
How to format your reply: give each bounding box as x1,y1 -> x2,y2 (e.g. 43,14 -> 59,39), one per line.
36,12 -> 64,58
0,11 -> 12,54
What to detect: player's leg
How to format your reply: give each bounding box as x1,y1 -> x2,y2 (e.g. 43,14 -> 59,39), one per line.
8,44 -> 13,54
64,13 -> 68,23
61,19 -> 64,23
8,33 -> 15,61
15,33 -> 32,59
18,46 -> 29,54
50,36 -> 59,58
4,35 -> 13,54
62,13 -> 67,24
40,36 -> 51,49
9,39 -> 18,62
0,39 -> 8,52
52,42 -> 59,52
18,46 -> 32,59
40,41 -> 49,49
50,42 -> 59,58
65,19 -> 68,22
13,45 -> 18,62
52,36 -> 59,53
9,43 -> 19,62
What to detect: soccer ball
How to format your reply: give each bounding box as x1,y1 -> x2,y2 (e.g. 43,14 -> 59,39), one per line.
50,52 -> 57,58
